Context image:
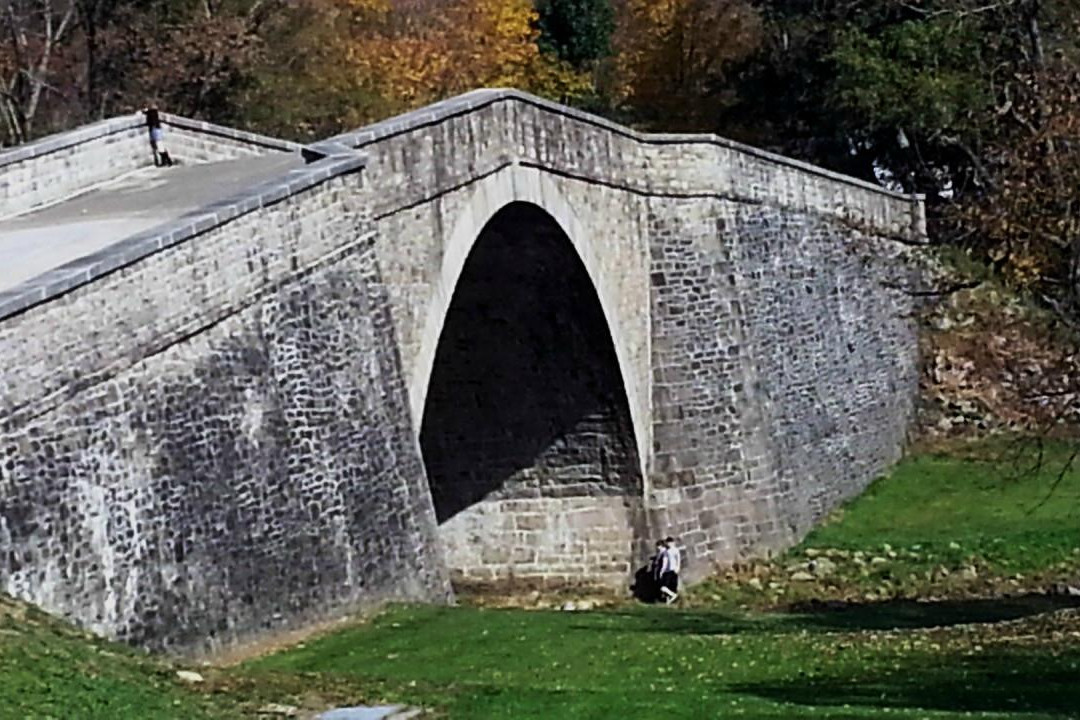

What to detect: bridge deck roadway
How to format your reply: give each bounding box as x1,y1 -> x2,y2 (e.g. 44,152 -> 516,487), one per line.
0,152 -> 302,294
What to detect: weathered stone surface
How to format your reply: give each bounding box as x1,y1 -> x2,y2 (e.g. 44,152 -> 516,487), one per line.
0,172 -> 448,653
0,112 -> 298,220
0,89 -> 925,651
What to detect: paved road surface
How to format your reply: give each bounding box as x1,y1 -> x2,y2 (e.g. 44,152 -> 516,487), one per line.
0,152 -> 302,294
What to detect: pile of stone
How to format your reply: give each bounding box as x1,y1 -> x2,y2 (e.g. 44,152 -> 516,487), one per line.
916,284 -> 1080,440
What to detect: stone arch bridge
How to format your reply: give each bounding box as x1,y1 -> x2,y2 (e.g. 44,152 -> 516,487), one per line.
0,90 -> 925,652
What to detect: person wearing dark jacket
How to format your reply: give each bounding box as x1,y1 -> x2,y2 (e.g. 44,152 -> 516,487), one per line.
143,106 -> 173,167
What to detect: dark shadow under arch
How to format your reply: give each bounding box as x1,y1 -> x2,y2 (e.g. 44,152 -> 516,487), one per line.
419,202 -> 643,525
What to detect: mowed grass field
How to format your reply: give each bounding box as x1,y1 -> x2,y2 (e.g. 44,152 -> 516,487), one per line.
3,440 -> 1080,719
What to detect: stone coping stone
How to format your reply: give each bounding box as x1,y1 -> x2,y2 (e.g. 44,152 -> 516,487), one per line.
160,114 -> 301,153
0,113 -> 298,169
0,150 -> 365,321
317,706 -> 421,720
327,88 -> 923,204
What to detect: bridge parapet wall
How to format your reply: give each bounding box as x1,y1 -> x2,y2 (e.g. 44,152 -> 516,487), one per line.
0,114 -> 298,219
0,153 -> 358,415
330,89 -> 924,242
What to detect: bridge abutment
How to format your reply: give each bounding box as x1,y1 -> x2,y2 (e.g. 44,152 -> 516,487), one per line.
643,200 -> 918,579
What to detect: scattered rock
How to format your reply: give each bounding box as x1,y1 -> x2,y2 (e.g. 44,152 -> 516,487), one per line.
561,601 -> 577,612
258,703 -> 299,717
790,571 -> 815,582
809,557 -> 837,576
959,566 -> 978,580
318,706 -> 413,720
747,577 -> 763,591
176,670 -> 204,684
1049,582 -> 1080,597
929,566 -> 950,581
804,548 -> 822,558
870,556 -> 888,565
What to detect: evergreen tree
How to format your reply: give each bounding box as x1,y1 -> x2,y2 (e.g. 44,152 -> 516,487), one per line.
536,0 -> 614,68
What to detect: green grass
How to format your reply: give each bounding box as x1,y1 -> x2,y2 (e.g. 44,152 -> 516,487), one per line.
4,442 -> 1080,718
244,603 -> 1080,719
803,443 -> 1080,573
0,597 -> 226,720
239,440 -> 1080,719
695,440 -> 1080,609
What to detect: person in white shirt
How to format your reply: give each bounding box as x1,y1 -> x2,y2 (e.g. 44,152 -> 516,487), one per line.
659,536 -> 681,603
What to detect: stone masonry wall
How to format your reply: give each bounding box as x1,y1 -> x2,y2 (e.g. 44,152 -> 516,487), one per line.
646,199 -> 919,580
0,114 -> 296,218
0,172 -> 449,652
161,116 -> 299,164
733,208 -> 919,531
440,497 -> 641,589
0,122 -> 146,218
645,198 -> 787,578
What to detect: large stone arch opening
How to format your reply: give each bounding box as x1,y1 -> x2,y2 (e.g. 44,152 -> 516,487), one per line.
419,202 -> 644,588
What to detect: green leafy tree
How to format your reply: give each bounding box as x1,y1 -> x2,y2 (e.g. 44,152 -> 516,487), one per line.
536,0 -> 614,68
828,17 -> 993,199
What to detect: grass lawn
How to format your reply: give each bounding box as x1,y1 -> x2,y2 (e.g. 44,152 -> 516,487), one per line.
3,441 -> 1080,719
243,603 -> 1080,719
0,596 -> 228,720
805,441 -> 1080,572
238,440 -> 1080,719
696,439 -> 1080,610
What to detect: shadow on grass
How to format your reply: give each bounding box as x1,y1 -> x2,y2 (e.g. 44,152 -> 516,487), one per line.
785,593 -> 1080,631
733,647 -> 1080,717
575,594 -> 1080,637
567,609 -> 763,636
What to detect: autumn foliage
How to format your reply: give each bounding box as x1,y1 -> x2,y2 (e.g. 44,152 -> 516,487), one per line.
3,0 -> 1080,330
610,0 -> 762,131
348,0 -> 589,110
961,64 -> 1080,315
